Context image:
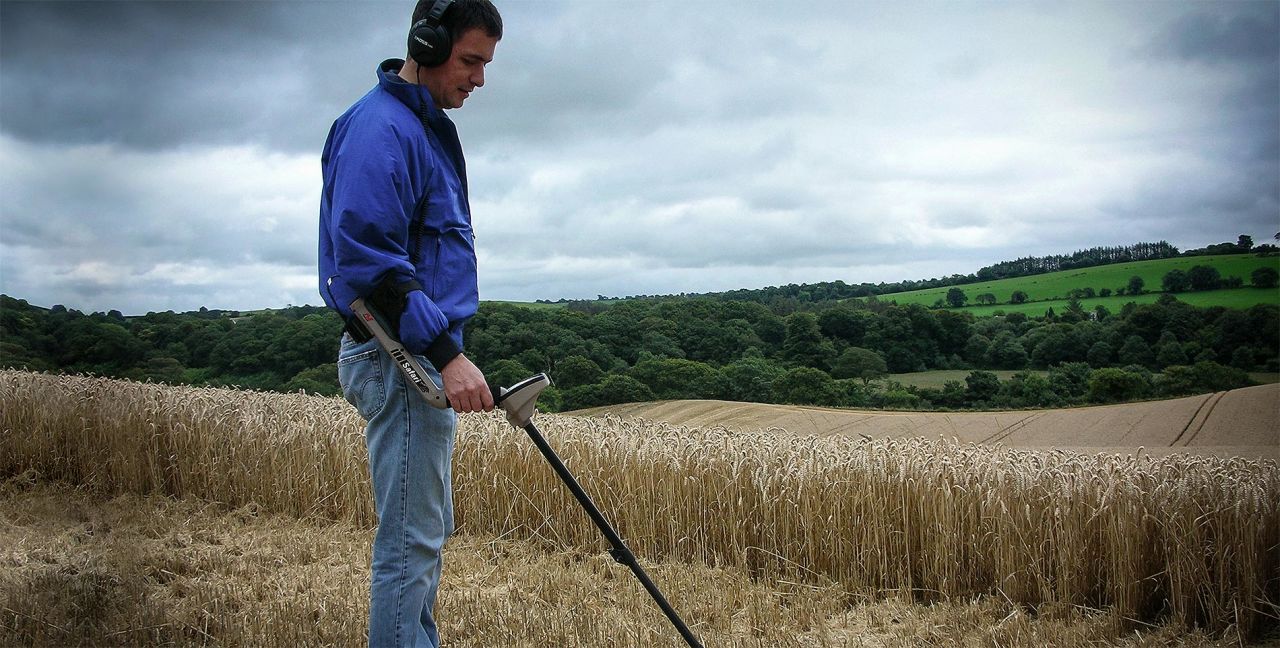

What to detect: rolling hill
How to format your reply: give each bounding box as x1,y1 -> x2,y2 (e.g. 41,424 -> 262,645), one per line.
857,253 -> 1280,314
572,383 -> 1280,459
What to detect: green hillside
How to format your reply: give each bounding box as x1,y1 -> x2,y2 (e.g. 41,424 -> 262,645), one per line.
861,254 -> 1279,312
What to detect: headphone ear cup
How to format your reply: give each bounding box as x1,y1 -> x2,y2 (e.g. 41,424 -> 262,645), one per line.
408,20 -> 452,67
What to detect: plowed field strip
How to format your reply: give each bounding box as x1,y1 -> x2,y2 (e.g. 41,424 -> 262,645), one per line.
572,385 -> 1278,457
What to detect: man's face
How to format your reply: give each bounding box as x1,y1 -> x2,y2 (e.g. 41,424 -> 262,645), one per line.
422,28 -> 498,110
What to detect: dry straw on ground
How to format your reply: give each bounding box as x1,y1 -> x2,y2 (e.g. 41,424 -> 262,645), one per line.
1,370 -> 1277,641
1,480 -> 1254,647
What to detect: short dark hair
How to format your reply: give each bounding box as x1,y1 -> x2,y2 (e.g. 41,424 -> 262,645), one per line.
412,0 -> 502,41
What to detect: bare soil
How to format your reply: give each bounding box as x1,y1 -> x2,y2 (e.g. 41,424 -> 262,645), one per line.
573,384 -> 1279,459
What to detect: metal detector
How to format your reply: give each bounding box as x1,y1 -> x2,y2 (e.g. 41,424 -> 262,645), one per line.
349,297 -> 703,647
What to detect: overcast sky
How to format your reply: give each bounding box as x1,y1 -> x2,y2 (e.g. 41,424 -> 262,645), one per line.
1,1 -> 1277,315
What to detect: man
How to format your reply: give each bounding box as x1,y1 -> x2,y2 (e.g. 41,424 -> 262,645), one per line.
317,1 -> 501,646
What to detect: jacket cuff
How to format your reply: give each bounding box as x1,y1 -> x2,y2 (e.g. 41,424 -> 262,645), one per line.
425,333 -> 463,372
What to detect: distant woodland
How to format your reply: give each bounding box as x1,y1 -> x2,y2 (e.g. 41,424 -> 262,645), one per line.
3,239 -> 1276,412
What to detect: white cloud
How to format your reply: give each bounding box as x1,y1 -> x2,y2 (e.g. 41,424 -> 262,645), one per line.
0,135 -> 319,313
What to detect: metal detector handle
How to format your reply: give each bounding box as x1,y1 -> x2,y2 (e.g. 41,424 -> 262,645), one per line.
349,297 -> 451,409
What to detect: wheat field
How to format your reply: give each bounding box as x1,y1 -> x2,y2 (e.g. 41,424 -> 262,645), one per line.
1,369 -> 1278,645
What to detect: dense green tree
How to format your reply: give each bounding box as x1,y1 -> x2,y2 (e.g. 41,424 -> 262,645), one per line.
1127,275 -> 1145,295
561,375 -> 654,410
1229,347 -> 1255,371
882,345 -> 923,373
781,312 -> 836,370
817,305 -> 873,346
1158,361 -> 1252,396
945,288 -> 968,308
1048,362 -> 1093,401
1118,335 -> 1154,368
140,356 -> 186,384
1154,331 -> 1187,368
773,367 -> 843,406
283,364 -> 339,396
1188,265 -> 1222,291
752,313 -> 787,348
965,370 -> 1001,404
984,331 -> 1028,369
1251,267 -> 1279,289
963,334 -> 991,365
879,389 -> 922,409
1088,368 -> 1150,403
831,347 -> 888,384
997,371 -> 1062,408
552,355 -> 604,389
705,317 -> 763,363
1210,310 -> 1253,362
1161,269 -> 1190,293
863,305 -> 938,372
1086,341 -> 1113,368
1030,330 -> 1072,368
935,380 -> 967,409
721,356 -> 785,403
630,357 -> 724,400
835,379 -> 871,407
1010,290 -> 1028,304
932,310 -> 974,357
485,359 -> 534,389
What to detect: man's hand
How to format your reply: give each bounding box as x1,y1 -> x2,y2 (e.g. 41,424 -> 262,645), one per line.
440,354 -> 493,413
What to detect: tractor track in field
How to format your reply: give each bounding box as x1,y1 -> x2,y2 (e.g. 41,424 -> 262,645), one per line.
1172,390 -> 1228,447
980,412 -> 1047,445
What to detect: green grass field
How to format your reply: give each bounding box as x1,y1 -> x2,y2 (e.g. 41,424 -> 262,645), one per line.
861,254 -> 1279,313
956,287 -> 1275,317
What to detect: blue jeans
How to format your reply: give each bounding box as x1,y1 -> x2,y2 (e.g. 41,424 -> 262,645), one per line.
338,334 -> 457,648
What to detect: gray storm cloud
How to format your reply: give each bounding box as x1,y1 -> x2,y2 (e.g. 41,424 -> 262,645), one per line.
0,0 -> 1275,314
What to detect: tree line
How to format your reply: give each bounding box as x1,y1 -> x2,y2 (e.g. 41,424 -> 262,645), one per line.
541,236 -> 1274,307
4,290 -> 1272,413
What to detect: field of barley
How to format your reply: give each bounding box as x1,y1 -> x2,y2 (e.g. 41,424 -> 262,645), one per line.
2,369 -> 1278,646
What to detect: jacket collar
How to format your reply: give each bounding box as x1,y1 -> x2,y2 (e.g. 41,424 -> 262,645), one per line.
377,58 -> 440,117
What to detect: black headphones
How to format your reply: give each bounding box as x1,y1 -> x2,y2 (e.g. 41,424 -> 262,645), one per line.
408,0 -> 455,68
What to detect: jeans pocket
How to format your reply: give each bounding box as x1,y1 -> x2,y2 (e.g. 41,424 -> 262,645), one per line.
337,348 -> 385,420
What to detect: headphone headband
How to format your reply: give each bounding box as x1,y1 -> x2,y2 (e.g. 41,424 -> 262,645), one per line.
426,0 -> 452,26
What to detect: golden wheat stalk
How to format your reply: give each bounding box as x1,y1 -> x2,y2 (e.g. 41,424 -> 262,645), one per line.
1,369 -> 1275,636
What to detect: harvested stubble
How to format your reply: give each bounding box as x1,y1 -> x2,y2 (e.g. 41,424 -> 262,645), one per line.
1,370 -> 1277,639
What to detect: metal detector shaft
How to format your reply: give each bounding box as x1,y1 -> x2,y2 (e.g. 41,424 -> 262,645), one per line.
514,416 -> 703,648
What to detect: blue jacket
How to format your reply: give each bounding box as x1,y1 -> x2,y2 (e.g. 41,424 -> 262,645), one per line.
319,59 -> 477,366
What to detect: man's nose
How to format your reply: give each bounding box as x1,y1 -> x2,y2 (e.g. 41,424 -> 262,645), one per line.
472,68 -> 485,88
